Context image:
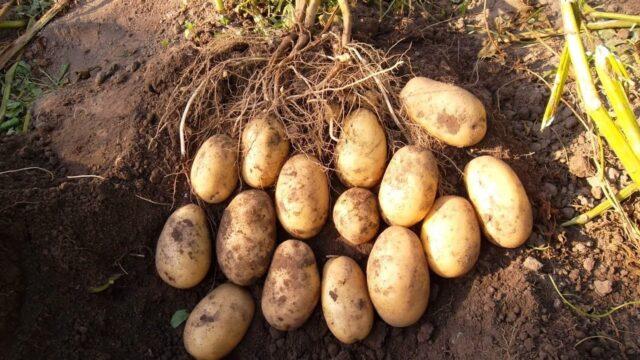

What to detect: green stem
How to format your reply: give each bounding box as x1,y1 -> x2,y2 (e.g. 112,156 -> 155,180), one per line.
583,4 -> 640,24
562,183 -> 639,226
587,20 -> 637,30
0,20 -> 26,29
0,61 -> 19,121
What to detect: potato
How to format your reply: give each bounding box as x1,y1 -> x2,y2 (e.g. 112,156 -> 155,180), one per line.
190,134 -> 238,204
420,196 -> 481,278
367,226 -> 430,327
241,115 -> 290,188
378,145 -> 439,227
335,108 -> 387,188
400,77 -> 487,147
262,240 -> 320,331
464,155 -> 533,248
183,283 -> 254,360
155,204 -> 211,289
275,155 -> 329,239
333,188 -> 380,245
216,190 -> 276,286
322,256 -> 374,344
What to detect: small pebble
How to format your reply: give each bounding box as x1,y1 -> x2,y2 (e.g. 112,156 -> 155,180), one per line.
594,280 -> 613,296
582,258 -> 595,273
523,256 -> 543,272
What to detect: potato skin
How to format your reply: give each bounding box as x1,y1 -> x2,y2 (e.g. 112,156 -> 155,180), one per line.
366,226 -> 430,327
400,77 -> 487,147
464,155 -> 533,248
335,108 -> 387,188
262,240 -> 320,331
241,116 -> 290,188
378,146 -> 439,227
190,134 -> 238,204
275,155 -> 330,239
216,190 -> 276,286
183,283 -> 255,360
322,256 -> 374,344
333,188 -> 380,245
155,204 -> 211,289
421,196 -> 481,278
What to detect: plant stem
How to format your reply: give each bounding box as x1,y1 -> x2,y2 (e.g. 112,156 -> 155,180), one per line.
0,20 -> 26,29
0,0 -> 15,20
586,20 -> 637,30
337,0 -> 352,47
583,4 -> 640,24
0,60 -> 19,121
213,0 -> 225,13
562,183 -> 639,226
541,43 -> 570,130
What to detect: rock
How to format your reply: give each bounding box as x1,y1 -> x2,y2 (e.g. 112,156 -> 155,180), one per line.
594,280 -> 613,296
523,256 -> 543,272
568,154 -> 592,178
583,258 -> 595,273
417,322 -> 434,343
607,168 -> 620,182
568,269 -> 579,282
590,186 -> 603,200
572,243 -> 587,254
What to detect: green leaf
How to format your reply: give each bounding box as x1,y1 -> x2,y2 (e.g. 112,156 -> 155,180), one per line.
170,309 -> 190,328
88,273 -> 123,293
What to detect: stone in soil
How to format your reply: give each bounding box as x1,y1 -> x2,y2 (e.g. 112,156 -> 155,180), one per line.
594,280 -> 613,296
583,258 -> 595,273
523,256 -> 543,272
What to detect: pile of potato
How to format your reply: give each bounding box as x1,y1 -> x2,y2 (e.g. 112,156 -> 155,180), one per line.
154,76 -> 533,359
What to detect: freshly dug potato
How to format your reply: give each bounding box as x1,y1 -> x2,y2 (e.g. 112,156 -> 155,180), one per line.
335,108 -> 387,188
367,226 -> 430,327
378,146 -> 439,227
400,77 -> 487,147
464,155 -> 533,248
275,155 -> 329,239
155,204 -> 211,289
420,196 -> 481,278
322,256 -> 374,344
262,240 -> 320,331
183,283 -> 254,360
241,115 -> 290,188
216,190 -> 276,286
190,134 -> 238,204
333,188 -> 380,245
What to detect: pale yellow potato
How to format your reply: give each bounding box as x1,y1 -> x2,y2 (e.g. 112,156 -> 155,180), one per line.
464,155 -> 533,248
262,240 -> 320,331
335,108 -> 387,188
155,204 -> 211,289
421,196 -> 481,278
366,226 -> 430,327
378,145 -> 439,227
333,188 -> 380,245
216,189 -> 276,286
400,77 -> 487,147
275,155 -> 329,239
183,283 -> 254,360
322,256 -> 374,344
241,115 -> 290,188
190,134 -> 238,204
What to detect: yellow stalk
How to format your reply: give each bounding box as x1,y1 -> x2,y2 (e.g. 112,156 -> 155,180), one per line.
582,4 -> 640,24
541,43 -> 570,130
562,183 -> 639,226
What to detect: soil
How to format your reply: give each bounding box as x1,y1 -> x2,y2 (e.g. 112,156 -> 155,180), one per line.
1,0 -> 640,359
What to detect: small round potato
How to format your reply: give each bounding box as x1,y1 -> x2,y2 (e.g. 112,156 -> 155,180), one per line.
190,134 -> 238,204
322,256 -> 374,344
367,226 -> 430,327
183,283 -> 254,360
241,115 -> 290,188
155,204 -> 211,289
420,196 -> 481,278
216,190 -> 276,286
262,240 -> 320,331
378,146 -> 439,227
464,155 -> 533,248
333,188 -> 380,245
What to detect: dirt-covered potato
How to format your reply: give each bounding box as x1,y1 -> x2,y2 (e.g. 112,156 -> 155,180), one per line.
335,108 -> 387,188
275,154 -> 329,239
241,115 -> 290,188
155,204 -> 211,289
420,196 -> 481,278
464,155 -> 533,248
216,189 -> 276,286
378,145 -> 439,227
262,240 -> 320,331
367,226 -> 430,327
190,134 -> 238,203
333,188 -> 380,245
322,256 -> 374,344
183,283 -> 254,360
400,77 -> 487,147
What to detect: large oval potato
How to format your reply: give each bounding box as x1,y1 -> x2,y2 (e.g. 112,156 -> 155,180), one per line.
335,108 -> 387,188
216,190 -> 276,286
378,146 -> 439,227
190,134 -> 238,203
333,188 -> 379,245
367,226 -> 430,327
241,115 -> 290,188
421,196 -> 481,278
400,77 -> 487,147
464,155 -> 533,248
183,283 -> 254,360
155,204 -> 211,289
262,240 -> 320,331
322,256 -> 374,344
275,155 -> 329,239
